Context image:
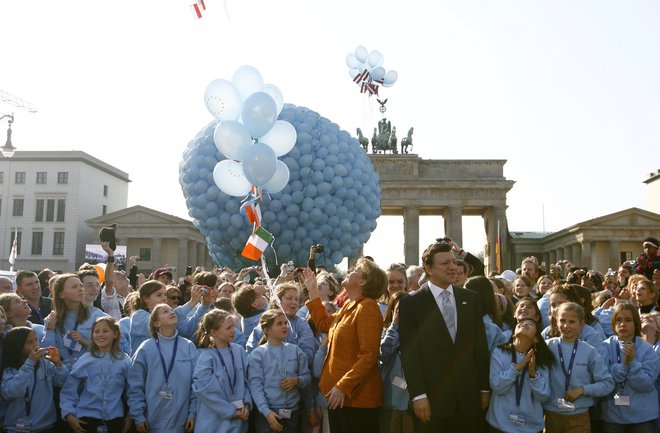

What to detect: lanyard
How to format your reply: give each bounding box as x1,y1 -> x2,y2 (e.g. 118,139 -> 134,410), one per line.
24,364 -> 39,416
511,351 -> 526,408
558,340 -> 579,392
65,321 -> 80,357
155,336 -> 178,386
215,346 -> 237,396
615,337 -> 635,389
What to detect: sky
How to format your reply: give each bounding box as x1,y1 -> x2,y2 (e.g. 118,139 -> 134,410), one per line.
2,1 -> 660,270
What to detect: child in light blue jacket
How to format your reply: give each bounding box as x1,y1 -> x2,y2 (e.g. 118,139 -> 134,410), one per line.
60,317 -> 131,433
598,304 -> 659,430
248,309 -> 311,433
127,304 -> 199,433
192,309 -> 251,433
543,302 -> 614,433
1,327 -> 69,433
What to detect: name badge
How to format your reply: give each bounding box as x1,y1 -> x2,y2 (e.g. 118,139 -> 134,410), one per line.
63,333 -> 83,352
557,398 -> 575,412
392,376 -> 407,389
509,411 -> 526,425
159,387 -> 174,400
97,425 -> 108,433
614,394 -> 631,406
278,408 -> 292,419
232,400 -> 244,409
15,417 -> 31,433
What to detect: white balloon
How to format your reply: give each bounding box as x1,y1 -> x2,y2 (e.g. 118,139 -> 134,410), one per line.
213,121 -> 252,160
370,66 -> 386,81
213,160 -> 252,197
260,120 -> 297,157
262,83 -> 284,116
355,45 -> 368,63
346,53 -> 359,69
232,65 -> 264,101
367,50 -> 384,68
263,160 -> 290,194
383,70 -> 398,86
348,68 -> 360,79
204,79 -> 242,121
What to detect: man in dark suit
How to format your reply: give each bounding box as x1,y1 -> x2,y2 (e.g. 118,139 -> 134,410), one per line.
399,240 -> 490,433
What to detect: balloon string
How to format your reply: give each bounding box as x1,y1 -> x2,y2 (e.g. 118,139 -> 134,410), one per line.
260,255 -> 296,339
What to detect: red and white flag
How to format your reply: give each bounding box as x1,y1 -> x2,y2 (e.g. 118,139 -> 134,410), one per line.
8,228 -> 17,271
191,0 -> 206,19
353,69 -> 369,84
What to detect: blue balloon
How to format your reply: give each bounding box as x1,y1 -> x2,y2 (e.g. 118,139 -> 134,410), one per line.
240,143 -> 277,187
241,92 -> 278,139
179,104 -> 381,269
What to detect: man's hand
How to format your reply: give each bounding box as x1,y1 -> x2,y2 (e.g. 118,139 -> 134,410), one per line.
480,391 -> 491,411
412,398 -> 432,423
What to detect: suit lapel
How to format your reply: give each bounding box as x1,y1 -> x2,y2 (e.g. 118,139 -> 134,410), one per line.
419,284 -> 452,342
453,287 -> 469,342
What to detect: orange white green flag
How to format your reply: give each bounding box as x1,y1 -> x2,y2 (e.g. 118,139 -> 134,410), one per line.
241,226 -> 273,261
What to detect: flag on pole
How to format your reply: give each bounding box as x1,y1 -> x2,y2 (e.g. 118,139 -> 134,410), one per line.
240,200 -> 262,226
8,228 -> 17,271
242,226 -> 273,260
495,220 -> 502,273
191,0 -> 206,19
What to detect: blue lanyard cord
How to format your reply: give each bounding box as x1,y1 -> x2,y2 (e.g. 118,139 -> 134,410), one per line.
156,337 -> 178,385
511,351 -> 526,408
65,321 -> 81,357
615,337 -> 635,389
24,364 -> 39,416
557,340 -> 579,392
215,346 -> 237,396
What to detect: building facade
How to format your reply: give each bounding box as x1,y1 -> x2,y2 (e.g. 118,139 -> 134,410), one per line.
0,151 -> 129,272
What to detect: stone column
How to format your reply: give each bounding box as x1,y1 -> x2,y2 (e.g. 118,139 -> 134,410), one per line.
562,246 -> 571,262
443,207 -> 463,247
610,241 -> 620,268
196,243 -> 205,268
556,248 -> 564,261
404,207 -> 420,265
581,241 -> 592,269
188,241 -> 198,268
572,244 -> 582,266
178,238 -> 189,276
483,208 -> 497,274
549,250 -> 557,265
494,207 -> 508,271
151,237 -> 162,267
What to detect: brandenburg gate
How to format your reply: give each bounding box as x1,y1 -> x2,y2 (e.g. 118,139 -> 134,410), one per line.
369,154 -> 515,273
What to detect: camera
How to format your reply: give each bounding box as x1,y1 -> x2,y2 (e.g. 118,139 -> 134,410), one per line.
314,244 -> 324,253
437,237 -> 452,243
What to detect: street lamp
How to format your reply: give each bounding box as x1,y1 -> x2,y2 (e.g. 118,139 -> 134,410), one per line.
1,114 -> 16,158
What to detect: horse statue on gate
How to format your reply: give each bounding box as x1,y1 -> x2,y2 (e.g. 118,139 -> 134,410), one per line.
401,127 -> 414,154
389,126 -> 398,154
356,128 -> 369,152
372,118 -> 398,154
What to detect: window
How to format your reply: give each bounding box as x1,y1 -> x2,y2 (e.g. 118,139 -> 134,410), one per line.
35,199 -> 44,222
621,251 -> 633,263
139,248 -> 151,261
36,172 -> 47,184
12,198 -> 24,216
102,205 -> 107,215
46,199 -> 55,222
15,172 -> 25,184
31,232 -> 43,255
53,232 -> 65,255
103,185 -> 108,197
57,172 -> 68,184
10,230 -> 22,255
57,199 -> 66,222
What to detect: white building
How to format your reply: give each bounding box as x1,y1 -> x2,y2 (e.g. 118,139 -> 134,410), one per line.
0,151 -> 129,272
645,169 -> 660,214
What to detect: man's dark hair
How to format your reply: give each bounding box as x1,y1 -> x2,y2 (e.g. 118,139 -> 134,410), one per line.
421,241 -> 453,270
15,270 -> 38,288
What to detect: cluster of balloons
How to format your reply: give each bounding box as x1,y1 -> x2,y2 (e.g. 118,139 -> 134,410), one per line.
204,66 -> 296,196
346,45 -> 398,91
179,104 -> 382,269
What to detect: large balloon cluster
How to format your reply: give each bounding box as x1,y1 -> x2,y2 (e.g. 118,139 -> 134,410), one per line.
347,45 -> 398,96
179,104 -> 382,270
205,66 -> 295,195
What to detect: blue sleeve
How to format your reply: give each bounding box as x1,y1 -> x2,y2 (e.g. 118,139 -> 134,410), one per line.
176,304 -> 210,340
294,319 -> 315,366
312,343 -> 326,378
529,367 -> 551,402
582,348 -> 614,397
127,346 -> 148,425
60,357 -> 86,418
1,359 -> 37,400
246,327 -> 262,354
187,343 -> 199,421
233,326 -> 246,348
624,347 -> 659,393
379,324 -> 400,364
240,349 -> 252,408
489,349 -> 517,394
247,350 -> 271,417
192,352 -> 237,419
296,346 -> 311,389
49,360 -> 69,387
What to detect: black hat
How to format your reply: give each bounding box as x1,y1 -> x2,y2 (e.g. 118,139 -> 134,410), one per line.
99,223 -> 118,251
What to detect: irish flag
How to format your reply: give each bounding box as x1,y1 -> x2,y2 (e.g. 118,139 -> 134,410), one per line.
242,226 -> 273,260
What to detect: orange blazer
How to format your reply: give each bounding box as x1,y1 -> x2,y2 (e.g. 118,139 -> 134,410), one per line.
307,296 -> 383,408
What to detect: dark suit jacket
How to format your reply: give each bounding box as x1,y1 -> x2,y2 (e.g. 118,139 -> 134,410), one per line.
399,283 -> 490,418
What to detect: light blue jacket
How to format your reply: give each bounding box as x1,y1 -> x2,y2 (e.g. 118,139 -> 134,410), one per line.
5,322 -> 45,344
541,324 -> 604,351
247,342 -> 311,417
240,312 -> 263,348
484,315 -> 507,352
379,323 -> 409,411
192,345 -> 251,433
60,351 -> 131,421
1,358 -> 69,433
543,338 -> 614,414
486,347 -> 550,433
598,336 -> 659,424
246,315 -> 315,366
593,305 -> 615,337
119,304 -> 204,356
127,333 -> 199,432
42,307 -> 109,368
537,292 -> 551,329
312,339 -> 328,409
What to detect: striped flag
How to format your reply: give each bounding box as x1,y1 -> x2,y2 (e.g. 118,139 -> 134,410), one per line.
242,226 -> 273,261
191,0 -> 206,19
240,200 -> 262,226
8,227 -> 17,271
353,69 -> 369,84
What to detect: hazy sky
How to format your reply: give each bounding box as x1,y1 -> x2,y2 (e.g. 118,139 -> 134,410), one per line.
2,1 -> 659,269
